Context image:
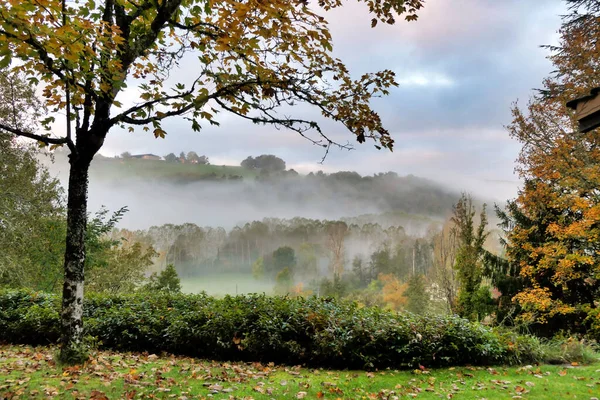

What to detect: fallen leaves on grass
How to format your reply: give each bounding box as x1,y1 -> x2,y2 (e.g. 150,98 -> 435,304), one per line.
1,345 -> 599,399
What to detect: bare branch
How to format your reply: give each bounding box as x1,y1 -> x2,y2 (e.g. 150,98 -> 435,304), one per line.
0,123 -> 68,145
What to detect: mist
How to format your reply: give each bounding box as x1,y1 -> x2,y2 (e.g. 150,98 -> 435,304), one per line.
45,154 -> 477,232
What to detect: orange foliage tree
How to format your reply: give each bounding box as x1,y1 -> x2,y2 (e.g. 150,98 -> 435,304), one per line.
379,273 -> 408,311
502,0 -> 600,337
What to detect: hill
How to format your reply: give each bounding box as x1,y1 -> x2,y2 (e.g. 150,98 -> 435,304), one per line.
44,153 -> 471,230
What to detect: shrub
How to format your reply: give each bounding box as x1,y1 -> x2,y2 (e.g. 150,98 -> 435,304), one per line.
0,289 -> 562,369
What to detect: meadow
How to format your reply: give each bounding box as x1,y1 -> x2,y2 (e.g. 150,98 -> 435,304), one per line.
1,345 -> 599,399
180,274 -> 274,296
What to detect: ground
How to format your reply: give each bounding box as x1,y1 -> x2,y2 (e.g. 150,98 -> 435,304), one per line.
0,345 -> 599,399
91,158 -> 258,182
181,274 -> 273,296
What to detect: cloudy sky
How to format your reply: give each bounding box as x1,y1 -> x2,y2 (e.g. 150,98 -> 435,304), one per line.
99,0 -> 566,201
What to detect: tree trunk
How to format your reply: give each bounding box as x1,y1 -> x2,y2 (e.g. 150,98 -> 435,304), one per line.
59,155 -> 91,364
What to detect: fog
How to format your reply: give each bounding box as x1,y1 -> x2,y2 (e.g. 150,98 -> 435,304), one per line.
44,154 -> 510,234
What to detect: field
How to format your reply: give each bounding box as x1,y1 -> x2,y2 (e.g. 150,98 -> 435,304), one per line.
180,274 -> 274,296
1,345 -> 599,399
91,158 -> 259,182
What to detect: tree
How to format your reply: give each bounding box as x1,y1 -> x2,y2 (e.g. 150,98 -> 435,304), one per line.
0,0 -> 423,363
120,151 -> 132,159
267,246 -> 296,276
179,152 -> 187,163
164,153 -> 178,163
254,154 -> 286,172
405,274 -> 429,314
379,273 -> 408,311
274,267 -> 293,295
240,154 -> 286,171
145,264 -> 182,293
297,242 -> 318,279
325,221 -> 348,278
187,151 -> 200,163
452,193 -> 490,321
498,0 -> 600,337
241,156 -> 257,169
0,71 -> 64,291
432,218 -> 459,314
251,256 -> 264,280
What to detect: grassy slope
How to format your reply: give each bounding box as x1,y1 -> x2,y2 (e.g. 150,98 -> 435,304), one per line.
91,157 -> 259,181
1,345 -> 599,399
180,274 -> 274,296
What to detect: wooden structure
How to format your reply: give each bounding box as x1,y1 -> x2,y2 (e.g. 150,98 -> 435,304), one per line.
567,87 -> 600,133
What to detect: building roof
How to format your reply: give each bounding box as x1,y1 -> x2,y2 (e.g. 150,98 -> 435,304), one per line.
566,87 -> 600,109
131,154 -> 160,158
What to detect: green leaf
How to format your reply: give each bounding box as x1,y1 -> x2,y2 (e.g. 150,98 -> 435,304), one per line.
0,55 -> 11,69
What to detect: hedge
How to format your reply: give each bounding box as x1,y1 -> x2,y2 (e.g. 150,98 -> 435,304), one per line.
0,289 -> 543,369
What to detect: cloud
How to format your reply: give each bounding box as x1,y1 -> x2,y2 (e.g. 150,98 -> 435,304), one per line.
89,0 -> 566,207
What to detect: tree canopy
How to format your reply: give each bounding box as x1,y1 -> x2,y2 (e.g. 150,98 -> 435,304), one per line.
498,0 -> 600,337
0,0 -> 424,363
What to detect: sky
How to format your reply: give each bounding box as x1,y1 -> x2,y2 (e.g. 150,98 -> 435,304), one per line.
97,0 -> 567,201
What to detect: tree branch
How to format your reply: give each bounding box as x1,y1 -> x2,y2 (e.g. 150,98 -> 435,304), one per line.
0,123 -> 68,145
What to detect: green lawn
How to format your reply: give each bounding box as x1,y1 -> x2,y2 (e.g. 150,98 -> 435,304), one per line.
1,345 -> 599,399
180,274 -> 274,296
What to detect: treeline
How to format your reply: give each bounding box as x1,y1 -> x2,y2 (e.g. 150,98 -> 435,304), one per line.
116,217 -> 437,277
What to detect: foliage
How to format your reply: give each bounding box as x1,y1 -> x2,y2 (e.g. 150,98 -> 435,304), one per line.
431,218 -> 459,314
251,257 -> 265,280
500,1 -> 600,338
163,153 -> 176,163
144,264 -> 182,294
241,155 -> 286,171
274,267 -> 293,295
452,193 -> 490,321
266,246 -> 296,276
296,243 -> 318,280
0,289 -> 549,369
379,273 -> 408,311
0,71 -> 64,291
87,242 -> 157,294
405,274 -> 430,315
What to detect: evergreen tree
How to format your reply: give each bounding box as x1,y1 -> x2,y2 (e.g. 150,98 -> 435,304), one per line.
452,193 -> 490,321
405,274 -> 429,314
145,264 -> 182,293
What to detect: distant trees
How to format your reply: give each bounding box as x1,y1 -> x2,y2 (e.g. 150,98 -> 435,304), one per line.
164,151 -> 209,164
241,154 -> 286,171
186,152 -> 209,164
252,257 -> 265,280
326,221 -> 348,278
120,151 -> 132,159
266,246 -> 296,276
405,274 -> 429,314
164,153 -> 178,163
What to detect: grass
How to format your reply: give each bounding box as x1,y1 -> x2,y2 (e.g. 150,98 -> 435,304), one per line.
180,274 -> 274,296
91,158 -> 259,182
1,345 -> 599,399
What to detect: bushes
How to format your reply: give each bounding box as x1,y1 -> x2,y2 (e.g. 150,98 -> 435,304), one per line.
0,289 -> 546,369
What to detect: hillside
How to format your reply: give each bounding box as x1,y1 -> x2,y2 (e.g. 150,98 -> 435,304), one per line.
44,154 -> 474,230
